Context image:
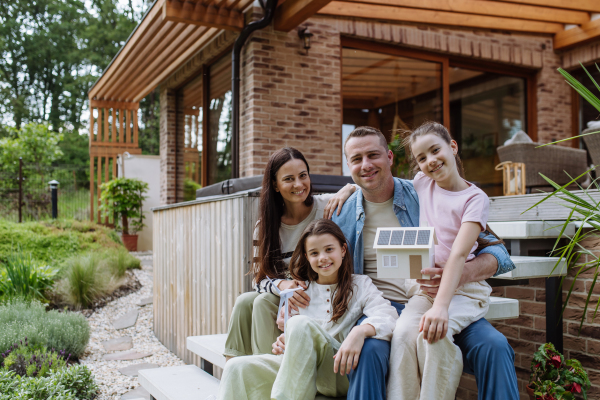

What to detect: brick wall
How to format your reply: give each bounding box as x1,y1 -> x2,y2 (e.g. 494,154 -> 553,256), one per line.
159,87 -> 185,205
239,14 -> 343,177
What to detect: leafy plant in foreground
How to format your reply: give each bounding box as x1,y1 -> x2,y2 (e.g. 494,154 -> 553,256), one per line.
529,343 -> 590,399
0,246 -> 57,301
1,339 -> 69,378
99,177 -> 149,235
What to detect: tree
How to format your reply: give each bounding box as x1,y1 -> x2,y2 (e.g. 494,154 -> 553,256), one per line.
0,123 -> 63,174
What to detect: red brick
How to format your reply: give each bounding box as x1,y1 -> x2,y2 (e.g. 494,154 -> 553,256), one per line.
506,287 -> 536,301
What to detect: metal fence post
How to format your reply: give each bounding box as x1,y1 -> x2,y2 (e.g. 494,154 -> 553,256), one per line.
49,180 -> 59,219
18,157 -> 23,223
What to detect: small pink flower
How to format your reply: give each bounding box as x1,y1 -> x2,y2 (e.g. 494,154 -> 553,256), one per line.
570,382 -> 582,393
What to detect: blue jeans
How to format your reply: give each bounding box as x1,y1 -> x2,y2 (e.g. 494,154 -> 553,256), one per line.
346,302 -> 519,400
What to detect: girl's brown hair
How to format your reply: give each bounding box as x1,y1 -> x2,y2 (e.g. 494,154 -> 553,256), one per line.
252,147 -> 314,284
402,121 -> 504,248
289,219 -> 354,324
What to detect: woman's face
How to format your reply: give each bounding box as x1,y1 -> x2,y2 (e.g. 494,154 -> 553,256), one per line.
274,158 -> 311,205
304,233 -> 346,285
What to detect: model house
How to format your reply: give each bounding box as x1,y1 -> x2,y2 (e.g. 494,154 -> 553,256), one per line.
374,227 -> 436,280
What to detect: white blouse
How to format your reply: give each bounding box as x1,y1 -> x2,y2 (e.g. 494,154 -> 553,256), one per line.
291,274 -> 398,342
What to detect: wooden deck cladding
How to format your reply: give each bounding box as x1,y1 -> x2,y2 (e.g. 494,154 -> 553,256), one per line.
152,193 -> 259,365
89,99 -> 142,223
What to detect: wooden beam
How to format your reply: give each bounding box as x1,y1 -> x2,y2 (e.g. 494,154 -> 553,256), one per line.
347,0 -> 589,25
163,0 -> 244,31
89,1 -> 164,99
319,2 -> 564,34
491,0 -> 600,13
554,19 -> 600,50
274,0 -> 333,32
90,99 -> 140,110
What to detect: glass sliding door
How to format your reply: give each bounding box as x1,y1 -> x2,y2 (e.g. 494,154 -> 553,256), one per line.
449,68 -> 526,196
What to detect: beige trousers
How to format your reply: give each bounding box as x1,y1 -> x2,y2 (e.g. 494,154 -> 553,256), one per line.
387,281 -> 491,400
224,292 -> 281,357
219,315 -> 349,400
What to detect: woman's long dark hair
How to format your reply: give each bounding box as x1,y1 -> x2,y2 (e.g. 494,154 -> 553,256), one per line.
252,147 -> 314,284
290,220 -> 354,324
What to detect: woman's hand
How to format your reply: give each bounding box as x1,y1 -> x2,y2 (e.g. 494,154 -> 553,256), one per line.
277,280 -> 310,311
419,305 -> 448,344
323,184 -> 356,219
333,324 -> 373,376
272,333 -> 286,355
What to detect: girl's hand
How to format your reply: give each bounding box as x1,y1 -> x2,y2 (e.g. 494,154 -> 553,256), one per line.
272,333 -> 286,355
276,307 -> 285,331
323,184 -> 356,219
278,280 -> 310,310
333,325 -> 372,376
419,306 -> 449,344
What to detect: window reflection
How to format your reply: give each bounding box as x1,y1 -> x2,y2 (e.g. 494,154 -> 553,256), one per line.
208,54 -> 233,185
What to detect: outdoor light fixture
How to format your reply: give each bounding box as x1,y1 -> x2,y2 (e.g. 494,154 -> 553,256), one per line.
298,27 -> 313,54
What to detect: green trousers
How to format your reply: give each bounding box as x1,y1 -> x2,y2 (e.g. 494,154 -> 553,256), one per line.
219,315 -> 349,400
224,291 -> 281,357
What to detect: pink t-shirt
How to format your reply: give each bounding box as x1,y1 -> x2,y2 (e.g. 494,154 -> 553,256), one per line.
413,172 -> 489,265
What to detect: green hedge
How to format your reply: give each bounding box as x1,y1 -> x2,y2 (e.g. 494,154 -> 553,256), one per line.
0,300 -> 90,360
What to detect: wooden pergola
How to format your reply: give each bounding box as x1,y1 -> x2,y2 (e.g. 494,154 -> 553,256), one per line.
89,0 -> 600,221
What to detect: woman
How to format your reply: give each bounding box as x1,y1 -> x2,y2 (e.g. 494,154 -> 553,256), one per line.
224,147 -> 356,359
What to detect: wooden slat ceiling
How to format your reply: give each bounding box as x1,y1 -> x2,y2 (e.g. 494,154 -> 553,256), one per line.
319,0 -> 600,51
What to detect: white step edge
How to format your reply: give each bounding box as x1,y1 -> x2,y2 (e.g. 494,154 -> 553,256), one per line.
488,221 -> 575,239
138,365 -> 219,400
187,334 -> 227,369
491,256 -> 567,280
486,297 -> 519,321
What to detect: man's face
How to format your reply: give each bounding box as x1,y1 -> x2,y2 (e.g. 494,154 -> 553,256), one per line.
345,135 -> 393,192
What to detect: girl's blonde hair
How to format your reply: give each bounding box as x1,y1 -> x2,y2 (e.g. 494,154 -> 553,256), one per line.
402,121 -> 465,178
289,219 -> 354,323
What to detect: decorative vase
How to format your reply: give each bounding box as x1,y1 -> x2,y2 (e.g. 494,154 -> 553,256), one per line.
526,384 -> 536,400
122,234 -> 138,252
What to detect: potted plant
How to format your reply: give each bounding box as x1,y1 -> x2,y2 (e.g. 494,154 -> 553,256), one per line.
99,178 -> 149,251
527,343 -> 590,400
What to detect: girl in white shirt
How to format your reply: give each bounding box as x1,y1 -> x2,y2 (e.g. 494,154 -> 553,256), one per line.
219,219 -> 398,400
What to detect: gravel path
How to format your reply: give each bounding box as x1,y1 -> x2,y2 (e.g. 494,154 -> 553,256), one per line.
79,253 -> 185,400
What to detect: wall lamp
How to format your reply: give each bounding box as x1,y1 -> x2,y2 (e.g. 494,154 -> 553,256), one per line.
298,27 -> 313,55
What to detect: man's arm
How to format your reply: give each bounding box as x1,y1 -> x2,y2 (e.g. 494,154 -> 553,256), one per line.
419,253 -> 497,297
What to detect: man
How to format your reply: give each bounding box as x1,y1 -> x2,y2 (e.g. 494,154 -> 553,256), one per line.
332,126 -> 519,400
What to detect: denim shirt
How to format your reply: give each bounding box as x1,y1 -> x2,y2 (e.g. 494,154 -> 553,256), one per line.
332,177 -> 515,277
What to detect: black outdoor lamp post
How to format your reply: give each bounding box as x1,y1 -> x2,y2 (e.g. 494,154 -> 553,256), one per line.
49,180 -> 59,219
298,27 -> 313,54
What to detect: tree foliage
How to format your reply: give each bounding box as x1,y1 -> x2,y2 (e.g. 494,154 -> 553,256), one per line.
0,123 -> 63,173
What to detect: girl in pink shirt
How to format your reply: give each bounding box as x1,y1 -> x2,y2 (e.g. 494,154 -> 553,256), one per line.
387,122 -> 493,400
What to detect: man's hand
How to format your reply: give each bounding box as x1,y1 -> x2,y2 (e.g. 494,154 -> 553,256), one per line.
417,266 -> 444,298
333,324 -> 374,376
272,333 -> 286,355
323,184 -> 356,219
278,280 -> 310,310
419,305 -> 448,344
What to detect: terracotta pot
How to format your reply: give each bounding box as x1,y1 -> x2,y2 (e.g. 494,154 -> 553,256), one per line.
526,384 -> 536,400
122,234 -> 138,252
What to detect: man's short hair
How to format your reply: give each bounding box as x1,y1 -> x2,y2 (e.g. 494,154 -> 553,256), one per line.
344,126 -> 388,156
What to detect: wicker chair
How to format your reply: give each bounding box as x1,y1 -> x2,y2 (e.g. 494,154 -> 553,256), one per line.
496,142 -> 588,190
582,127 -> 600,166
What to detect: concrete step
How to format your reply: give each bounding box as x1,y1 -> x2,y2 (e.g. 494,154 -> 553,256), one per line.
488,221 -> 575,239
138,365 -> 219,400
492,256 -> 567,280
486,297 -> 519,321
187,296 -> 520,368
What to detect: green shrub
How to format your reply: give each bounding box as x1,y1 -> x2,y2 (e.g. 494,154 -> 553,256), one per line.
57,252 -> 120,309
0,247 -> 58,301
0,299 -> 90,360
2,340 -> 68,378
184,178 -> 202,201
0,219 -> 123,268
0,364 -> 97,400
105,247 -> 141,278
